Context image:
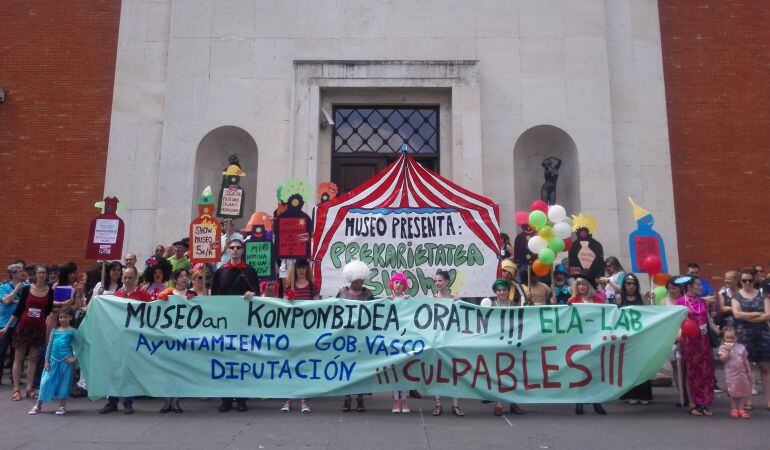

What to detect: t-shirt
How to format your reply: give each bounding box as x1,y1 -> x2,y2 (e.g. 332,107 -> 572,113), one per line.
167,256 -> 192,287
291,282 -> 318,300
0,281 -> 24,327
115,287 -> 153,302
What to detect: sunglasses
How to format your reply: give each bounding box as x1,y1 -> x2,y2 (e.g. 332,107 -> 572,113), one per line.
741,279 -> 754,284
229,246 -> 243,250
194,276 -> 204,280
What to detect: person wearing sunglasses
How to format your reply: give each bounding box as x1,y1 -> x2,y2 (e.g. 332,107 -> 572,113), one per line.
731,269 -> 770,410
618,274 -> 653,405
210,238 -> 259,413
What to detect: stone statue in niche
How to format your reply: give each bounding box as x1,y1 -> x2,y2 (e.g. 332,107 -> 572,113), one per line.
540,156 -> 562,205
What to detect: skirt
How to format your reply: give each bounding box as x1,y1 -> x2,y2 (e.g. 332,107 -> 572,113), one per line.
38,359 -> 74,402
12,325 -> 46,349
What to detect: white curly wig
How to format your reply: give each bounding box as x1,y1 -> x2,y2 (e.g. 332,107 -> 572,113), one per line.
343,260 -> 370,283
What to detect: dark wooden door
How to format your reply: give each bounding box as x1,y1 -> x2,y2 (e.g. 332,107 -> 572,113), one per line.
332,156 -> 438,194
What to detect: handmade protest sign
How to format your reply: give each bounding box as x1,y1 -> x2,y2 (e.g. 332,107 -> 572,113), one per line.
245,240 -> 274,278
628,197 -> 668,274
312,153 -> 501,298
76,296 -> 685,403
190,187 -> 222,264
217,155 -> 246,219
86,197 -> 125,260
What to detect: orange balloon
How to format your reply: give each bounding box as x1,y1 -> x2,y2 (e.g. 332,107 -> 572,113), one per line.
653,272 -> 669,286
532,260 -> 551,276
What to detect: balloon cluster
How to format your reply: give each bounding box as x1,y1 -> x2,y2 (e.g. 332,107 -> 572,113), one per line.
640,254 -> 670,305
525,200 -> 573,276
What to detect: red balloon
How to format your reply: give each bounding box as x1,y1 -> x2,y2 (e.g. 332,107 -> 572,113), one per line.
681,318 -> 699,338
514,211 -> 530,226
531,200 -> 548,214
562,238 -> 573,252
641,255 -> 662,275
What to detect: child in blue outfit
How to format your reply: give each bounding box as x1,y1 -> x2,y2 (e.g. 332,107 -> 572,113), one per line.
28,306 -> 77,415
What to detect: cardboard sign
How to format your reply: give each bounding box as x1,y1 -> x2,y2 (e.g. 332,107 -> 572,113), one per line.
86,197 -> 125,260
312,153 -> 502,298
628,197 -> 668,274
217,185 -> 245,218
245,240 -> 275,278
190,186 -> 222,264
275,216 -> 311,259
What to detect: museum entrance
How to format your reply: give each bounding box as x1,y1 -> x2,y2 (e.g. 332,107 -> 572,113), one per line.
330,105 -> 440,194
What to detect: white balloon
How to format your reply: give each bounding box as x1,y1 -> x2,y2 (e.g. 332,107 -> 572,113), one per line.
527,235 -> 548,253
548,205 -> 567,223
554,221 -> 572,239
480,298 -> 493,307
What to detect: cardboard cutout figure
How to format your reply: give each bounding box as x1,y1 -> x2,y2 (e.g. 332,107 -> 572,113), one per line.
568,213 -> 604,282
244,224 -> 276,279
216,154 -> 246,219
243,211 -> 273,238
317,182 -> 339,204
628,197 -> 668,274
190,186 -> 222,264
86,196 -> 125,260
274,179 -> 312,259
513,222 -> 537,267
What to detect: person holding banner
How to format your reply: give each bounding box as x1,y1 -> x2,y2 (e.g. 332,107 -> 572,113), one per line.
499,260 -> 525,305
618,274 -> 654,404
337,260 -> 374,413
190,264 -> 210,296
211,238 -> 258,413
567,275 -> 606,304
0,266 -> 53,401
432,269 -> 464,417
481,279 -> 525,416
157,268 -> 196,302
388,273 -> 411,414
100,267 -> 151,414
676,276 -> 715,416
550,264 -> 571,305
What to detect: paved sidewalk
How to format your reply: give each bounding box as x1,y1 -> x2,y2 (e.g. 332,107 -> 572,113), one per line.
0,380 -> 767,449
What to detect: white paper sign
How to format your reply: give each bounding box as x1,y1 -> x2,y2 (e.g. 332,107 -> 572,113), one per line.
93,219 -> 119,244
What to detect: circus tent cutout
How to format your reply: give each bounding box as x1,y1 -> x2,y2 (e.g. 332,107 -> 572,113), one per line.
312,153 -> 502,297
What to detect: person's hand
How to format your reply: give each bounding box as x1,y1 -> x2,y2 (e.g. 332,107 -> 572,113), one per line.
403,295 -> 410,300
66,356 -> 77,364
0,328 -> 6,337
44,362 -> 50,371
243,291 -> 256,301
550,296 -> 557,305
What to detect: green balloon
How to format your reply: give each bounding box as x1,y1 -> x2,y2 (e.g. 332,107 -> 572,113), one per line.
529,210 -> 547,229
547,236 -> 565,253
653,286 -> 668,305
538,248 -> 555,265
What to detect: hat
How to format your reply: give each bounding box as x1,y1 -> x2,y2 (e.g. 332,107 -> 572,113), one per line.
570,272 -> 596,289
173,238 -> 189,248
501,260 -> 517,275
554,264 -> 568,275
492,278 -> 511,293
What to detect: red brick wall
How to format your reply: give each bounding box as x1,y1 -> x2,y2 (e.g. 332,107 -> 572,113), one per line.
659,1 -> 770,283
0,1 -> 121,272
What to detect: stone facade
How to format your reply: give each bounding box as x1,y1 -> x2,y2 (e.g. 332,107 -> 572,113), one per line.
104,0 -> 679,271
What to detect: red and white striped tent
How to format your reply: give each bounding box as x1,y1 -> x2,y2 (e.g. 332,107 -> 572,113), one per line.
312,153 -> 502,298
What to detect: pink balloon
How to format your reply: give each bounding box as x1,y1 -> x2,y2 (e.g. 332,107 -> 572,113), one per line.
514,211 -> 530,226
641,255 -> 662,275
531,200 -> 548,214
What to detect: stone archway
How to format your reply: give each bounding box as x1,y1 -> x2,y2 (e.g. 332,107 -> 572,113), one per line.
514,125 -> 580,214
192,126 -> 258,230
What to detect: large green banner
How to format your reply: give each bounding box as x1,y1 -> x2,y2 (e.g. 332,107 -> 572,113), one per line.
76,296 -> 686,403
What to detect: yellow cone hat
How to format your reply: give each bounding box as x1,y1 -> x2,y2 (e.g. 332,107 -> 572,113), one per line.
628,197 -> 651,221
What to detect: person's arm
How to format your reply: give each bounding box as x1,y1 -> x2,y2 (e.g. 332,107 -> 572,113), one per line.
607,272 -> 623,291
707,313 -> 720,335
717,290 -> 732,315
732,299 -> 762,320
749,297 -> 770,323
43,330 -> 55,370
1,283 -> 22,305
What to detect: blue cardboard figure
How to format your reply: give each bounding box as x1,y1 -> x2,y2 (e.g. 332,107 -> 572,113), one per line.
628,197 -> 668,274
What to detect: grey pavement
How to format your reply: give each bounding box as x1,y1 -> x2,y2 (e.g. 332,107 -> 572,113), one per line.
0,375 -> 767,450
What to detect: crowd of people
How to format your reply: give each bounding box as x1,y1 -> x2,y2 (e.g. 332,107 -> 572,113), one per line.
1,224 -> 768,420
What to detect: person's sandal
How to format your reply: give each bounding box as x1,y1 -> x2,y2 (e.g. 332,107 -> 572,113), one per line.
451,405 -> 465,417
509,403 -> 524,415
493,405 -> 502,416
25,388 -> 36,399
432,404 -> 442,416
11,390 -> 21,401
701,407 -> 713,417
342,397 -> 352,412
738,409 -> 750,419
729,409 -> 739,418
689,407 -> 703,416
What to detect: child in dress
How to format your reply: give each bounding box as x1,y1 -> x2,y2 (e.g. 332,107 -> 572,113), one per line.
718,328 -> 752,418
28,306 -> 77,415
388,273 -> 410,414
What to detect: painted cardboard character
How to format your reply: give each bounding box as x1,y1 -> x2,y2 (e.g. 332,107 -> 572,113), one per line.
217,154 -> 246,219
628,197 -> 668,274
568,213 -> 604,282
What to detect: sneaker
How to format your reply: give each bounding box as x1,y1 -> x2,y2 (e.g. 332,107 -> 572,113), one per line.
28,405 -> 41,415
123,405 -> 134,414
99,403 -> 118,414
714,385 -> 723,393
55,407 -> 67,415
280,401 -> 291,413
300,400 -> 310,414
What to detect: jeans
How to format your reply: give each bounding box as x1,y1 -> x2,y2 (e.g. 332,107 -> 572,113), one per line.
0,330 -> 12,383
107,396 -> 134,407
